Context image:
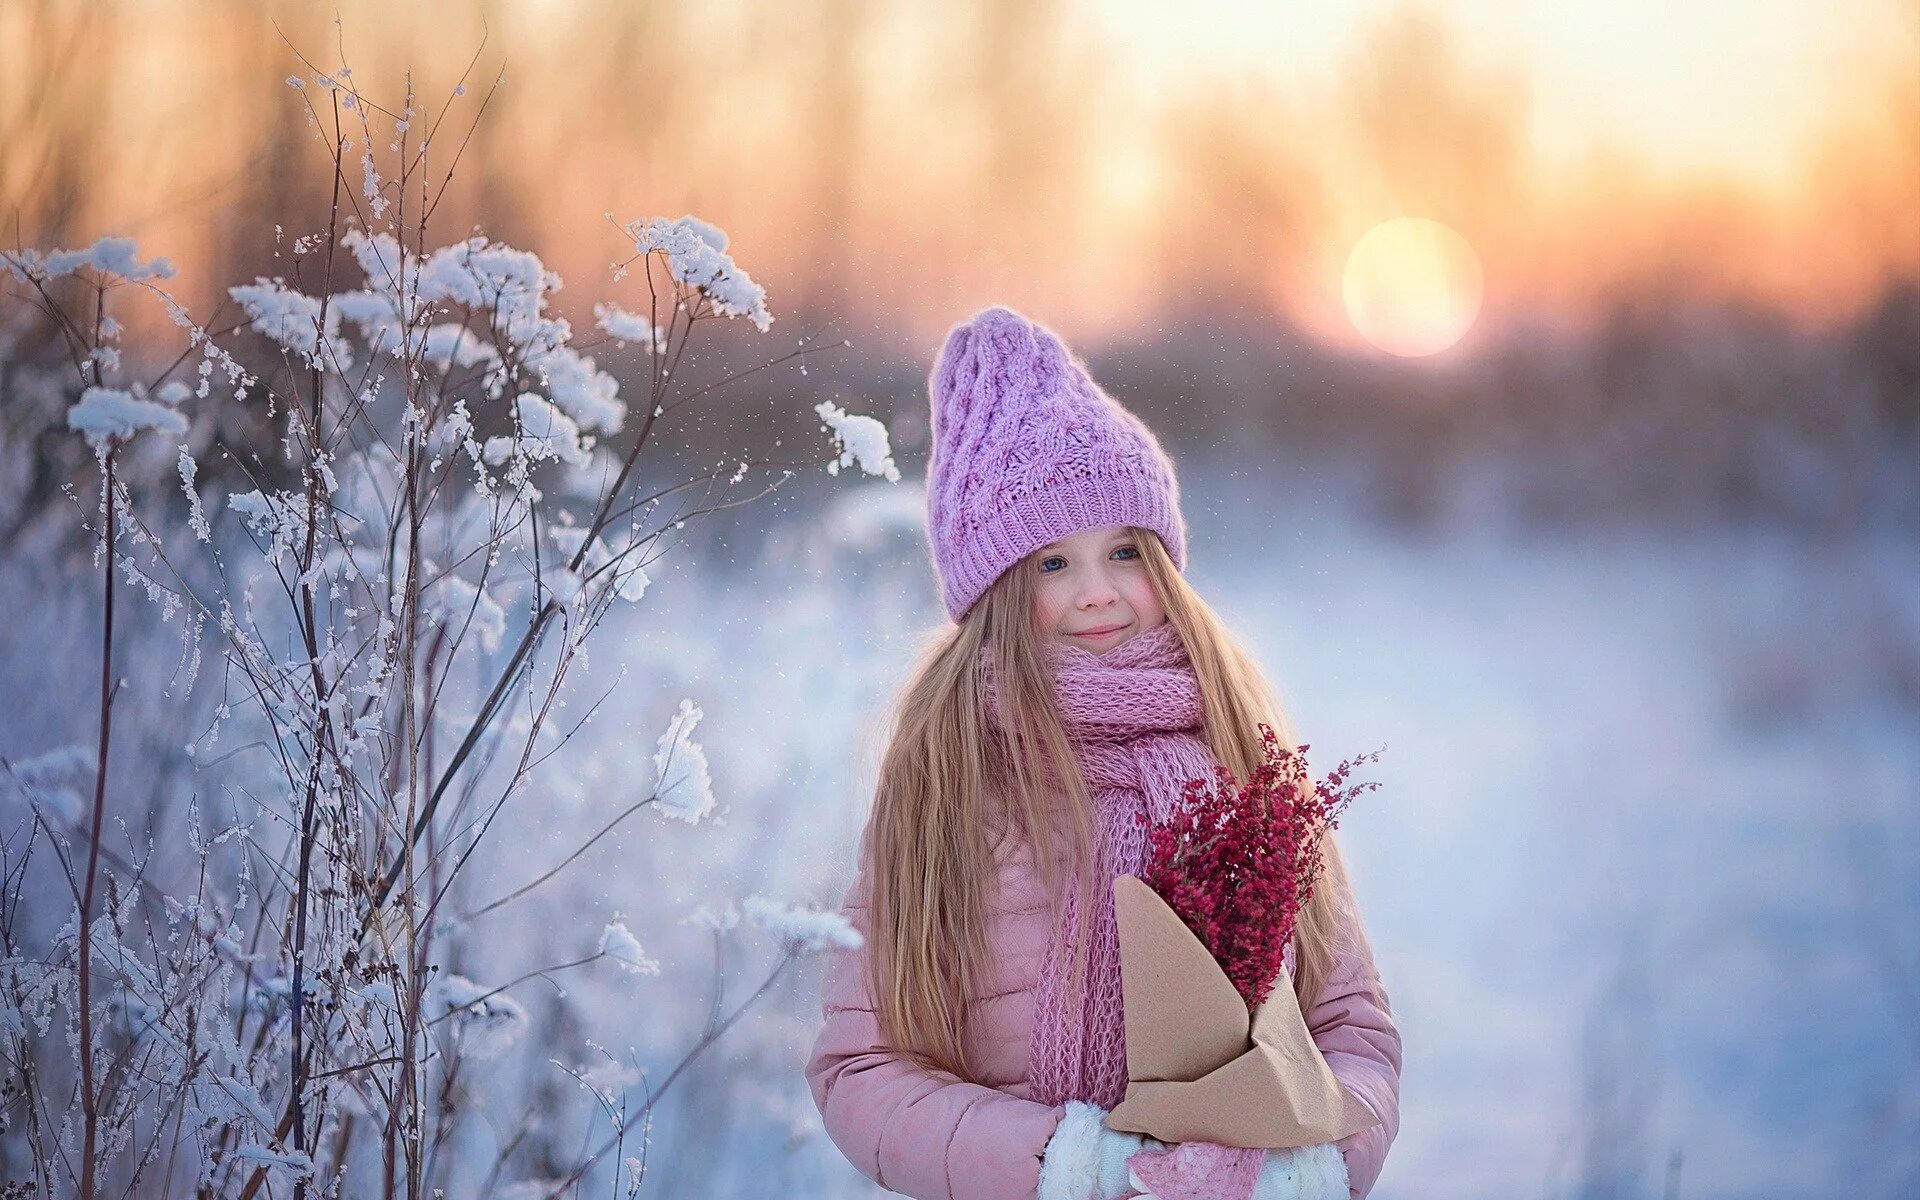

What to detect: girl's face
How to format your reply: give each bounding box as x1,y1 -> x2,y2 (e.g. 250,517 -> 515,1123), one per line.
1028,523 -> 1168,652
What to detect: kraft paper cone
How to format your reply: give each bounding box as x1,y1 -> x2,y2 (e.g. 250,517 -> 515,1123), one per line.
1104,874 -> 1380,1149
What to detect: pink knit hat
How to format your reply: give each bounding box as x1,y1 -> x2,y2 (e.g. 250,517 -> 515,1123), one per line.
925,305 -> 1187,619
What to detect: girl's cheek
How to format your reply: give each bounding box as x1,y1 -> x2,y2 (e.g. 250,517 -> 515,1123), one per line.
1032,578 -> 1065,623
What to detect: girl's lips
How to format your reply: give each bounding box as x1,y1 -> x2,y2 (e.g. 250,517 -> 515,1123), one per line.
1072,624 -> 1128,639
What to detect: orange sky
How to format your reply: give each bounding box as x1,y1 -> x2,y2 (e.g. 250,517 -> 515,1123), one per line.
4,0 -> 1918,356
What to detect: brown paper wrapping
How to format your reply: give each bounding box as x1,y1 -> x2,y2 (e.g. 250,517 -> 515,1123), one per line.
1102,874 -> 1380,1149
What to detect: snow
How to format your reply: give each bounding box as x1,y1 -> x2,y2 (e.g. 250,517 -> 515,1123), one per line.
598,921 -> 661,976
426,974 -> 529,1060
548,525 -> 649,602
226,489 -> 311,565
211,1074 -> 281,1133
524,344 -> 624,434
229,1146 -> 314,1178
67,386 -> 189,453
341,228 -> 409,289
431,575 -> 507,653
327,287 -> 405,348
361,151 -> 387,220
179,448 -> 212,541
332,230 -> 626,432
819,479 -> 924,550
482,393 -> 592,469
741,895 -> 864,952
814,400 -> 900,482
226,490 -> 290,534
3,743 -> 92,826
242,231 -> 633,437
228,278 -> 352,371
651,699 -> 716,824
3,235 -> 177,283
623,215 -> 773,332
616,561 -> 652,603
593,302 -> 667,353
539,560 -> 583,607
415,236 -> 560,352
683,899 -> 742,933
421,322 -> 502,371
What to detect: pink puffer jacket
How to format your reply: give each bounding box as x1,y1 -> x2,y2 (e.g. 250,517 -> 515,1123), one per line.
803,820 -> 1403,1200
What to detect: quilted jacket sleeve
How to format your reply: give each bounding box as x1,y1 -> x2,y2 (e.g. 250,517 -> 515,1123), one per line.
804,855 -> 1067,1200
1305,889 -> 1404,1200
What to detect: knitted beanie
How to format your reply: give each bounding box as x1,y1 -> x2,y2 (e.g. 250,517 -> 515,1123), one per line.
924,305 -> 1187,619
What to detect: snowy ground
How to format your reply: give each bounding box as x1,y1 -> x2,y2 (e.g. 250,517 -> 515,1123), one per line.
1182,470 -> 1920,1200
545,461 -> 1919,1200
3,458 -> 1912,1198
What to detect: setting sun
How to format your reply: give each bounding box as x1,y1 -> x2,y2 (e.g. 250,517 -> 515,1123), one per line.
1341,218 -> 1485,357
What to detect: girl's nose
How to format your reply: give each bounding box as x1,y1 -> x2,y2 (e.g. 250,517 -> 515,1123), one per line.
1078,575 -> 1120,607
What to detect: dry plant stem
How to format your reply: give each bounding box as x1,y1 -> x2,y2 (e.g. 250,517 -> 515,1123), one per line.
402,504 -> 723,922
365,312 -> 678,919
536,948 -> 799,1200
459,791 -> 660,922
363,604 -> 545,920
658,337 -> 841,415
419,954 -> 601,1030
398,108 -> 434,1197
286,94 -> 349,1194
77,450 -> 116,1200
599,455 -> 818,531
235,72 -> 439,1200
367,283 -> 819,928
0,827 -> 60,1195
411,603 -> 579,933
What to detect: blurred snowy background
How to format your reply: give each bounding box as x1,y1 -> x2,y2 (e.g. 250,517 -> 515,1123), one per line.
3,2 -> 1918,1198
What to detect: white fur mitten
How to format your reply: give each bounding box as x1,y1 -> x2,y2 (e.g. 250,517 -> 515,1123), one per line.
1037,1101 -> 1166,1200
1250,1141 -> 1350,1200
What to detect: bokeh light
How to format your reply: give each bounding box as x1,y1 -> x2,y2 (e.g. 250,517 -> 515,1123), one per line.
1341,217 -> 1485,356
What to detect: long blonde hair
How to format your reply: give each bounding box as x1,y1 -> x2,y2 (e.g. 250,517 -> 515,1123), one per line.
862,526 -> 1364,1082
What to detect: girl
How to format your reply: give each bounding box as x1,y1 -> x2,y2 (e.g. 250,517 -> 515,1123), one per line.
804,306 -> 1402,1200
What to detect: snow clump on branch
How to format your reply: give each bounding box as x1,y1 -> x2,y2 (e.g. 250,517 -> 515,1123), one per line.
815,400 -> 900,482
651,699 -> 715,824
621,215 -> 772,333
598,921 -> 661,977
2,235 -> 176,283
741,895 -> 864,952
67,386 -> 189,454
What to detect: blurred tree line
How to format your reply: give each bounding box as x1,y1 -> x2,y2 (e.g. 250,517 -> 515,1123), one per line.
5,0 -> 1920,570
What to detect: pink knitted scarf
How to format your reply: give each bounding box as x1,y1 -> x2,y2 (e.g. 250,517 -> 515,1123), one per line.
980,620 -> 1219,1111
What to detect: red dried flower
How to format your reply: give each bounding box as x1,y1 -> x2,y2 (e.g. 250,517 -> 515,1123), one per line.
1141,724 -> 1383,1010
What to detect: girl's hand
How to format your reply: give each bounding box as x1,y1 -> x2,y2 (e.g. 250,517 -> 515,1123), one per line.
1037,1101 -> 1163,1200
1250,1142 -> 1350,1200
1122,1141 -> 1346,1200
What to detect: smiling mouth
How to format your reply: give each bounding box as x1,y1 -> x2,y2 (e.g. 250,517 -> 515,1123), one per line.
1072,624 -> 1128,638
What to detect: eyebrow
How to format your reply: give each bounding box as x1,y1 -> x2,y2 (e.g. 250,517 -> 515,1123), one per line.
1037,532 -> 1134,553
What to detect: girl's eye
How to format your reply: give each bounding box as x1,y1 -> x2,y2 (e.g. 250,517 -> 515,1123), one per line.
1112,545 -> 1140,561
1039,555 -> 1066,573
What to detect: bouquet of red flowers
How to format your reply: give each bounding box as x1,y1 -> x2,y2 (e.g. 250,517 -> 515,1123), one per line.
1144,724 -> 1381,1010
1104,723 -> 1385,1152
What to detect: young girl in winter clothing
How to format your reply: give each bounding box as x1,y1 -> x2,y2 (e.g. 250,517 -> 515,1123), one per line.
804,306 -> 1402,1200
